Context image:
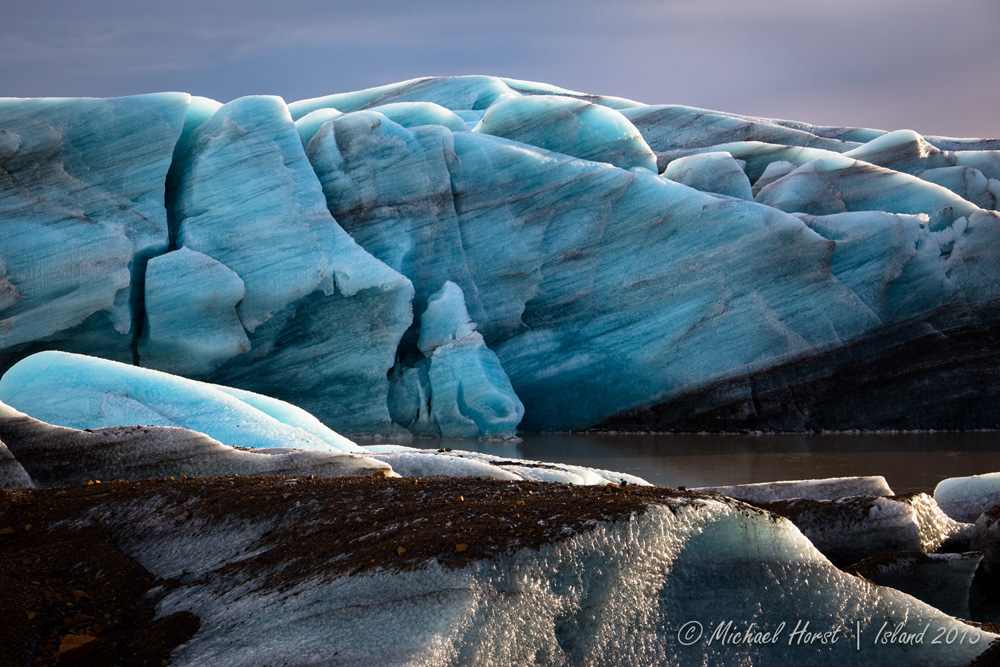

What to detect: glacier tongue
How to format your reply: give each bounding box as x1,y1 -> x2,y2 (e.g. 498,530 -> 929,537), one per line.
2,77 -> 1000,435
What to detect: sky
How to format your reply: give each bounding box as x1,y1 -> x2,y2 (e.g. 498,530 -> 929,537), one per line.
2,0 -> 998,138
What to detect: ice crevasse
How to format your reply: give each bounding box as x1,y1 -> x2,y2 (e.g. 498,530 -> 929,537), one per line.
1,76 -> 1000,437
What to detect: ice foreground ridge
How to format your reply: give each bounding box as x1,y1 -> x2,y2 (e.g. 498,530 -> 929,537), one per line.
2,76 -> 1000,436
5,476 -> 999,666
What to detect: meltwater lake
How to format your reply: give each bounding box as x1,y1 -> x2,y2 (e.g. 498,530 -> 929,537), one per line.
409,432 -> 1000,494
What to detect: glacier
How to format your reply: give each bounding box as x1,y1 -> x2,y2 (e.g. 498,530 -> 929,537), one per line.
1,76 -> 1000,436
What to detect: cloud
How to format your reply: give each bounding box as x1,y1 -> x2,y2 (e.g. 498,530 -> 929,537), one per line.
1,0 -> 997,137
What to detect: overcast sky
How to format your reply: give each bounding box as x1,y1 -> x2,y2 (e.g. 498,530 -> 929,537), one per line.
2,0 -> 998,138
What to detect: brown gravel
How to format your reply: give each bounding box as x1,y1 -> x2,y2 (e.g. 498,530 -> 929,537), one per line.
0,485 -> 199,666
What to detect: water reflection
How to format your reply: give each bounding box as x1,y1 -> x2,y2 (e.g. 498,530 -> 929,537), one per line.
408,432 -> 1000,494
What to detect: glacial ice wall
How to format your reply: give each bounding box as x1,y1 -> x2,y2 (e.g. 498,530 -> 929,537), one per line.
2,76 -> 1000,436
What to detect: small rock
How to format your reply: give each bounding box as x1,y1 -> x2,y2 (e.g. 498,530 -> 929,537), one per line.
456,543 -> 468,552
56,634 -> 98,664
26,611 -> 37,620
70,591 -> 89,601
396,546 -> 406,556
0,527 -> 13,535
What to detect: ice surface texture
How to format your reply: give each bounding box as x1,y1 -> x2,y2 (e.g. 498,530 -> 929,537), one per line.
754,493 -> 973,567
0,440 -> 33,488
845,551 -> 983,619
3,76 -> 1000,435
936,473 -> 1000,523
693,475 -> 894,502
0,94 -> 188,363
65,480 -> 995,666
363,444 -> 648,486
0,351 -> 362,453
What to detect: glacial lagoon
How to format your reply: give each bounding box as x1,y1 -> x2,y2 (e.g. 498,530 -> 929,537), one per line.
409,431 -> 1000,493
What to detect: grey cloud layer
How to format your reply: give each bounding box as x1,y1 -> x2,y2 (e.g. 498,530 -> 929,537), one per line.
1,0 -> 997,137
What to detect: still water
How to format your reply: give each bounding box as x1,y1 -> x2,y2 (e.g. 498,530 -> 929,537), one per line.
409,432 -> 1000,494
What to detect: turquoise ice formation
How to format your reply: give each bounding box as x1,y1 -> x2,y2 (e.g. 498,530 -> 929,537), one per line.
472,95 -> 657,171
661,151 -> 752,200
0,351 -> 363,453
0,350 -> 647,487
2,76 -> 1000,436
389,281 -> 524,438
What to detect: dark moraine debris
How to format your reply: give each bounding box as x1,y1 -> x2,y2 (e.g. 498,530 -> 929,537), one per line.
0,476 -> 694,591
0,488 -> 199,666
0,402 -> 391,488
592,310 -> 1000,432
